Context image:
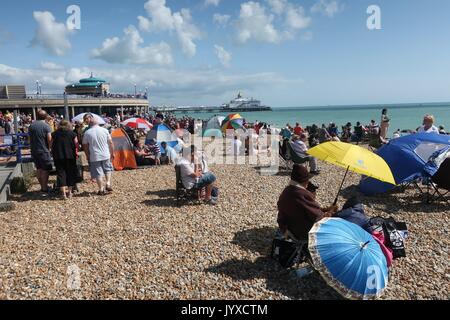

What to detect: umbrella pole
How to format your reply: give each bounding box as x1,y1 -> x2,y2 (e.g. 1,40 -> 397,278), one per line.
334,166 -> 350,206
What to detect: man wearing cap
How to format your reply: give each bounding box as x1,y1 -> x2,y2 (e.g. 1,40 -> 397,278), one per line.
277,164 -> 338,242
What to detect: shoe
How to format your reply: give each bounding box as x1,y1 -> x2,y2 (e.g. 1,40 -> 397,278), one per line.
97,191 -> 107,196
106,186 -> 113,193
310,170 -> 321,175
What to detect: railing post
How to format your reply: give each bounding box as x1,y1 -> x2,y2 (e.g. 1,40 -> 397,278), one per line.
16,134 -> 22,164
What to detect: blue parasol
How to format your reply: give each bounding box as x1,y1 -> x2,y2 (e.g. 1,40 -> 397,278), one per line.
308,218 -> 389,300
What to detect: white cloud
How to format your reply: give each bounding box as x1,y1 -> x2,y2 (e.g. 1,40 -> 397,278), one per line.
31,11 -> 72,56
235,1 -> 311,44
267,0 -> 287,15
213,13 -> 231,27
138,0 -> 202,57
311,0 -> 343,18
285,6 -> 311,30
91,25 -> 173,66
236,1 -> 280,44
204,0 -> 220,7
0,63 -> 301,105
214,45 -> 232,68
40,61 -> 64,70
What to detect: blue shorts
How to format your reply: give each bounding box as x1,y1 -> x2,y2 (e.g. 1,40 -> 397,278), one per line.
195,172 -> 216,189
90,160 -> 113,179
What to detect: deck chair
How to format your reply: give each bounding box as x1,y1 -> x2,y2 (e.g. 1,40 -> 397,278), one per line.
422,158 -> 450,204
368,134 -> 382,151
175,165 -> 203,207
278,140 -> 291,170
286,142 -> 311,168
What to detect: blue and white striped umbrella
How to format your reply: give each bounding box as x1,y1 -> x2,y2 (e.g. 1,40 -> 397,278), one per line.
309,218 -> 389,300
145,124 -> 178,150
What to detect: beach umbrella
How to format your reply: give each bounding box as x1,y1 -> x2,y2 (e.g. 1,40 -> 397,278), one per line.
72,113 -> 105,125
309,218 -> 389,300
307,142 -> 396,205
121,118 -> 153,130
221,114 -> 245,132
203,128 -> 223,138
206,116 -> 225,131
145,123 -> 178,151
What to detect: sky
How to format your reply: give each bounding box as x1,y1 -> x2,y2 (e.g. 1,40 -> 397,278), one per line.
1,0 -> 450,107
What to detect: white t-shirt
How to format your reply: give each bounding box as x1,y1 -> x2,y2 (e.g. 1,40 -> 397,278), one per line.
418,125 -> 439,134
82,125 -> 111,162
232,139 -> 242,155
178,158 -> 196,189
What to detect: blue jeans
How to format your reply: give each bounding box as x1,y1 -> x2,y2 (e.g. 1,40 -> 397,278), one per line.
195,172 -> 216,189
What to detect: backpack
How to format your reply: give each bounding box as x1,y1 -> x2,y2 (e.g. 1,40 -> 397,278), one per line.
368,217 -> 408,259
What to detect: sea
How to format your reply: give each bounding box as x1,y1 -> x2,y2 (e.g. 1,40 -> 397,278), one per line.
174,103 -> 450,138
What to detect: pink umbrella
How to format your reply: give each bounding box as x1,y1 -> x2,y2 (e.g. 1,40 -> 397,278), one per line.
122,118 -> 153,130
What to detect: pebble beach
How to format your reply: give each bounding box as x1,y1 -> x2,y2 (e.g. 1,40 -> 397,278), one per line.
0,161 -> 449,300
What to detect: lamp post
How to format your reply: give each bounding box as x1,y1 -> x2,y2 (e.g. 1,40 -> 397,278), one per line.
36,80 -> 40,95
134,84 -> 137,96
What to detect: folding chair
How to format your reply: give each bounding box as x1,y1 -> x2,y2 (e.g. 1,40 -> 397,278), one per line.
175,165 -> 204,207
286,142 -> 311,168
424,158 -> 450,204
278,140 -> 291,171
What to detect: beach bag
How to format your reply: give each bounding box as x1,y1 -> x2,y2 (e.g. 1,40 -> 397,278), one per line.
368,217 -> 408,259
372,231 -> 393,268
271,236 -> 307,268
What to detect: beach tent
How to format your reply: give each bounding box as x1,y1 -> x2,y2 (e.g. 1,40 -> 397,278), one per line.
203,128 -> 223,138
205,116 -> 225,131
360,133 -> 450,195
145,124 -> 178,151
111,128 -> 137,171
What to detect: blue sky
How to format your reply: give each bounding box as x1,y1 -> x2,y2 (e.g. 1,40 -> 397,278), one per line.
1,0 -> 450,107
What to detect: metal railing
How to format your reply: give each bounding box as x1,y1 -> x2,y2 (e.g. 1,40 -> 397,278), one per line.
0,133 -> 31,163
24,94 -> 149,101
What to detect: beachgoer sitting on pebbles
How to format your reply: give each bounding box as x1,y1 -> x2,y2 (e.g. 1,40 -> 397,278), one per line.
277,164 -> 338,242
179,146 -> 217,205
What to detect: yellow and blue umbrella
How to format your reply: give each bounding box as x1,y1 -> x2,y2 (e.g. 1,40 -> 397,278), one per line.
309,218 -> 389,300
307,142 -> 396,204
221,114 -> 244,132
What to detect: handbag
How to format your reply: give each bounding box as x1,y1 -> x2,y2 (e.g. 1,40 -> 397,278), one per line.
271,237 -> 306,268
368,216 -> 407,259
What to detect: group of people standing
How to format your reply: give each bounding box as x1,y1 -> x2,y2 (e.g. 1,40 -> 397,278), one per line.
29,111 -> 115,199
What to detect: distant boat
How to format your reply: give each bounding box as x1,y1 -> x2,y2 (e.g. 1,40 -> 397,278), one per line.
220,92 -> 272,112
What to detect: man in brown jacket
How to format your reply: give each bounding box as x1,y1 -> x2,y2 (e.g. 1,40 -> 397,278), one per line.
277,164 -> 338,241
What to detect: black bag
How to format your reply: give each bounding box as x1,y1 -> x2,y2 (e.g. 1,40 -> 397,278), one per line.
75,164 -> 84,183
271,238 -> 305,268
369,216 -> 407,259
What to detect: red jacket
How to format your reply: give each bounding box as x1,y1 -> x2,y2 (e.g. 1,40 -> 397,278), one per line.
277,185 -> 325,241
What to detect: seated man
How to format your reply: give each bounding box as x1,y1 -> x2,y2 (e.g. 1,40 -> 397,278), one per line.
277,164 -> 338,242
290,134 -> 320,174
134,141 -> 155,166
179,146 -> 217,204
